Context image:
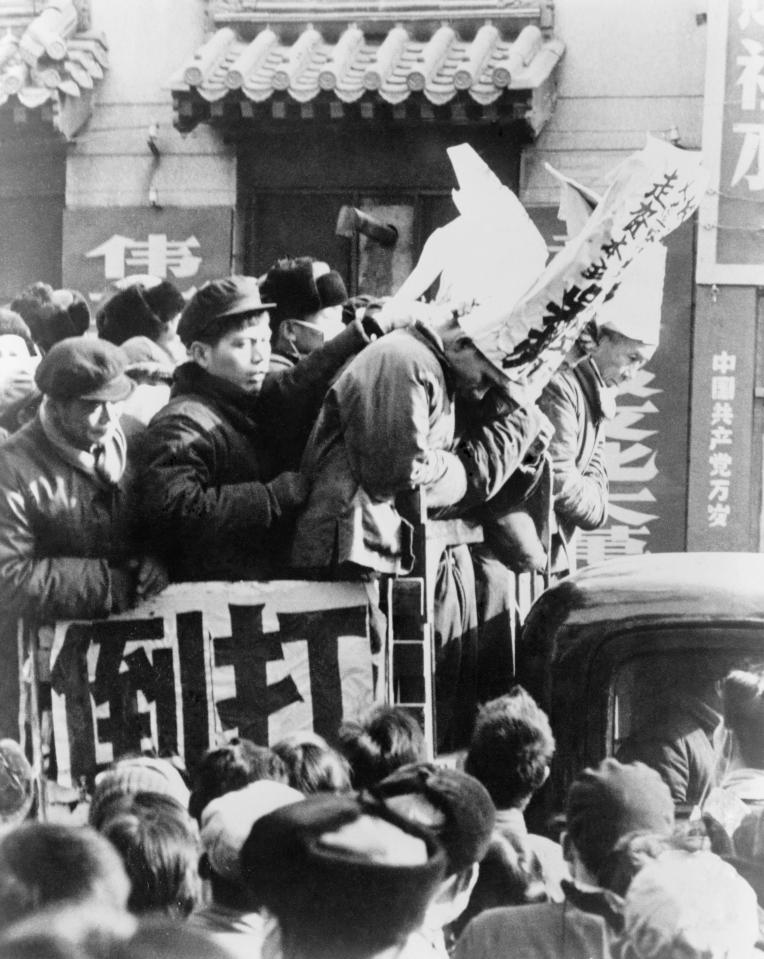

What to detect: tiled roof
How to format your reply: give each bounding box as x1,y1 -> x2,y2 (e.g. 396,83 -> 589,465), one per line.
170,21 -> 563,131
0,0 -> 108,137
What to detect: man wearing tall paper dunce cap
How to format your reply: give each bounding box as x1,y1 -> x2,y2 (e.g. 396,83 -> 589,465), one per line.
536,243 -> 664,574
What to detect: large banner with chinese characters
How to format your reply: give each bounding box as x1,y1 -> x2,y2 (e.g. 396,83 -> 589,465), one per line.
49,582 -> 373,788
698,0 -> 764,283
62,207 -> 233,311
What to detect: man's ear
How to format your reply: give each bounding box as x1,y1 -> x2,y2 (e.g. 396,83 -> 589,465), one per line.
280,320 -> 298,345
189,340 -> 211,368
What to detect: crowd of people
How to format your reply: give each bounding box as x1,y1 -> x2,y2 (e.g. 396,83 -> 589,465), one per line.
0,686 -> 761,958
0,258 -> 744,956
0,257 -> 656,748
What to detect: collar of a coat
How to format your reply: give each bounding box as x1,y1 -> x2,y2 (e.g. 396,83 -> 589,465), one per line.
573,357 -> 609,422
406,321 -> 457,395
171,361 -> 261,426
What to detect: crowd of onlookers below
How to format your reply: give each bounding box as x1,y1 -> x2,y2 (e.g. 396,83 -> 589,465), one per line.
0,679 -> 763,959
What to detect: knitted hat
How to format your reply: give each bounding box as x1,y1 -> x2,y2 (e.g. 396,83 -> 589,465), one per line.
90,757 -> 190,827
566,759 -> 674,877
371,762 -> 495,873
240,793 -> 445,952
200,780 -> 303,883
0,739 -> 34,828
97,281 -> 185,347
35,337 -> 134,402
622,850 -> 758,959
178,276 -> 274,347
0,308 -> 34,355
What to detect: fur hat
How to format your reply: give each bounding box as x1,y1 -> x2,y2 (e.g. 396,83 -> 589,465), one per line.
261,259 -> 347,324
372,762 -> 495,874
240,793 -> 446,952
97,281 -> 185,346
35,337 -> 134,402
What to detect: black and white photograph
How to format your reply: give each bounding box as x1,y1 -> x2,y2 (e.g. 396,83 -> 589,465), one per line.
0,0 -> 761,956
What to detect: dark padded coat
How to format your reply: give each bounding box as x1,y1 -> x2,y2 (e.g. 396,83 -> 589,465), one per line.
0,415 -> 138,622
136,320 -> 370,583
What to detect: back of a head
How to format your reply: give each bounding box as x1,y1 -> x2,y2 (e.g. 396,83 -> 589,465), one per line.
0,822 -> 130,930
722,668 -> 764,768
0,903 -> 136,959
619,849 -> 758,959
11,283 -> 89,353
89,756 -> 190,830
565,759 -> 675,882
465,687 -> 555,809
109,917 -> 240,959
98,792 -> 200,918
188,739 -> 287,822
272,734 -> 351,795
372,762 -> 496,877
240,793 -> 446,959
339,705 -> 426,790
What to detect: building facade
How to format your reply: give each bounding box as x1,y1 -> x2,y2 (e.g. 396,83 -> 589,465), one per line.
0,0 -> 753,558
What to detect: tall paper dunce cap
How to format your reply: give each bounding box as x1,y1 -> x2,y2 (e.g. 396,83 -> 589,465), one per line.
544,162 -> 602,242
458,135 -> 708,406
392,144 -> 547,309
596,241 -> 666,347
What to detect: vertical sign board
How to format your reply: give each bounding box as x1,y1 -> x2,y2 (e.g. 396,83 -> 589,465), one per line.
49,581 -> 373,788
527,210 -> 694,558
697,0 -> 764,283
687,286 -> 757,551
62,207 -> 234,307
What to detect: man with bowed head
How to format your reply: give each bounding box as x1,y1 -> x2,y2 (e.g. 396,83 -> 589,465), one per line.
0,337 -> 166,738
0,337 -> 166,621
137,275 -> 388,582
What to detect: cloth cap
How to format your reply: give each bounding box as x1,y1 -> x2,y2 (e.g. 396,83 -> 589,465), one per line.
240,793 -> 446,950
0,739 -> 34,827
90,756 -> 190,825
0,308 -> 34,355
35,337 -> 134,402
566,760 -> 674,875
623,849 -> 758,959
178,276 -> 274,346
371,762 -> 495,873
200,780 -> 303,883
